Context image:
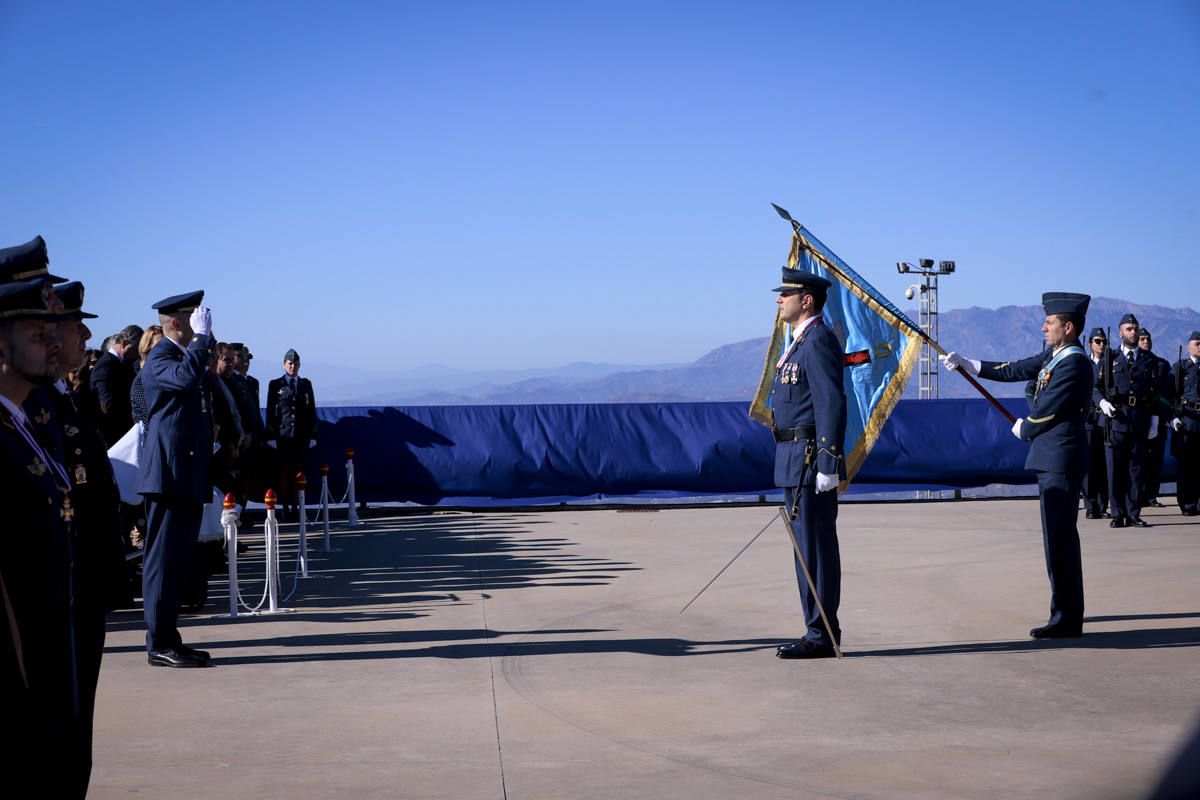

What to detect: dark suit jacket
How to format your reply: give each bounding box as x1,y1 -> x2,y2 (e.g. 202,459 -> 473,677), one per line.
134,334 -> 214,503
981,342 -> 1093,475
771,318 -> 847,487
89,350 -> 134,445
266,375 -> 317,443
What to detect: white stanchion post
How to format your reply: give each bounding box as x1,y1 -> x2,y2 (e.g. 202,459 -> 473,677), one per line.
265,489 -> 281,612
222,493 -> 239,618
346,447 -> 362,527
296,472 -> 310,578
314,461 -> 340,553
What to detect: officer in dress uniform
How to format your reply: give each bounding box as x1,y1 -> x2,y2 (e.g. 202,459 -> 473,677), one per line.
1168,332 -> 1200,516
22,281 -> 130,795
769,269 -> 847,660
942,292 -> 1092,638
135,291 -> 215,667
1081,328 -> 1110,518
1138,328 -> 1172,508
1095,313 -> 1162,528
266,348 -> 318,516
0,277 -> 89,797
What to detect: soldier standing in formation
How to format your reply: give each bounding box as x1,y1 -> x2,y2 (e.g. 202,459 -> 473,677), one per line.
1137,328 -> 1172,508
1169,332 -> 1200,516
1095,313 -> 1162,528
1082,327 -> 1110,519
0,235 -> 102,797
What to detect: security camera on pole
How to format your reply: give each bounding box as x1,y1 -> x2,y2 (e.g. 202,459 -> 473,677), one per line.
897,258 -> 956,400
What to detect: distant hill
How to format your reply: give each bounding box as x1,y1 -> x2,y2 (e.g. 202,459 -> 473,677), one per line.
305,298 -> 1200,406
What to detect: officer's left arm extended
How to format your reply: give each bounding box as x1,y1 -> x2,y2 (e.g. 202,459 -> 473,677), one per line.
808,329 -> 847,477
978,351 -> 1046,383
1016,352 -> 1091,441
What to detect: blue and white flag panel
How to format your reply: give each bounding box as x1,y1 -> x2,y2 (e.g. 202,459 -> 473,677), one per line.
751,224 -> 923,484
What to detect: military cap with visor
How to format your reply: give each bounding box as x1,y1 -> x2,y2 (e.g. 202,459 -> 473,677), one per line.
0,277 -> 64,321
1041,292 -> 1090,317
53,281 -> 98,320
772,267 -> 832,294
0,235 -> 66,284
151,290 -> 204,313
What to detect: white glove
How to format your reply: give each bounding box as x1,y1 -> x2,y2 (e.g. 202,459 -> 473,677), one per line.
1148,417 -> 1159,440
1011,418 -> 1024,439
189,306 -> 212,337
1098,399 -> 1116,418
266,440 -> 277,449
308,439 -> 317,448
940,351 -> 980,375
815,472 -> 839,493
1171,417 -> 1183,432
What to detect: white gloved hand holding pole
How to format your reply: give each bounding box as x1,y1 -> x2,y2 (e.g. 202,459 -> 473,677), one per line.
939,351 -> 980,376
1011,418 -> 1024,439
189,306 -> 212,337
814,472 -> 839,493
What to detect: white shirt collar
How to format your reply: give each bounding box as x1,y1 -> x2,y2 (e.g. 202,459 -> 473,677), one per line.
54,379 -> 69,394
0,394 -> 29,429
167,335 -> 188,353
108,346 -> 122,359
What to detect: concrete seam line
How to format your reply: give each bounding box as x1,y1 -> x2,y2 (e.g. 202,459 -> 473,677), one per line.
469,512 -> 509,800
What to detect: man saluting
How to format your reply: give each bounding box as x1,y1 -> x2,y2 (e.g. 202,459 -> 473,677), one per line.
941,292 -> 1092,638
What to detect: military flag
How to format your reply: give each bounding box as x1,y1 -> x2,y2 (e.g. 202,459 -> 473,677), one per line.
750,206 -> 924,487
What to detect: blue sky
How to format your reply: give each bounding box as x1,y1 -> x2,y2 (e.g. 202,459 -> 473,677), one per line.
2,1 -> 1197,373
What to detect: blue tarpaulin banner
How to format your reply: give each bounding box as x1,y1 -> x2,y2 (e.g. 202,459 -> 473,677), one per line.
300,399 -> 1176,505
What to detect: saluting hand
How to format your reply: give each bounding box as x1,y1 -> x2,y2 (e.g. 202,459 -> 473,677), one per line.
190,306 -> 212,337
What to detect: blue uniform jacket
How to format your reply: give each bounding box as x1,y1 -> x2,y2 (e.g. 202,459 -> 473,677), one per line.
1170,358 -> 1200,433
771,318 -> 847,487
134,333 -> 214,502
979,342 -> 1092,475
1092,348 -> 1163,436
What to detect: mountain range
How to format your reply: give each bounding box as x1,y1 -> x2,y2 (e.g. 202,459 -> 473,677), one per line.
301,297 -> 1200,406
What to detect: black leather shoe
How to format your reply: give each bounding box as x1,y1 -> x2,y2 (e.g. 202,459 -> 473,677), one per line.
180,644 -> 211,662
148,648 -> 210,668
1109,517 -> 1128,528
1029,622 -> 1082,639
776,639 -> 836,659
1147,499 -> 1165,508
1181,508 -> 1199,517
1085,510 -> 1096,519
1130,516 -> 1150,528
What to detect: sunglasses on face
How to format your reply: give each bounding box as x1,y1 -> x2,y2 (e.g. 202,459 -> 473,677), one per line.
1092,338 -> 1106,344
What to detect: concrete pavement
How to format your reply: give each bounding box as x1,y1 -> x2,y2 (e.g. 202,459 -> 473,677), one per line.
89,500 -> 1200,799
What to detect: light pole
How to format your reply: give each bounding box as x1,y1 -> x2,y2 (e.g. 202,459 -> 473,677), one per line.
897,258 -> 956,399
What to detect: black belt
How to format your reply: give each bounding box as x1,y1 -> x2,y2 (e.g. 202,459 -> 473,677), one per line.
773,426 -> 815,443
1113,394 -> 1152,407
